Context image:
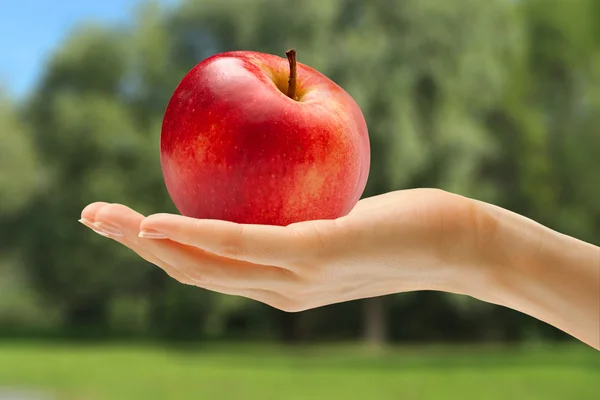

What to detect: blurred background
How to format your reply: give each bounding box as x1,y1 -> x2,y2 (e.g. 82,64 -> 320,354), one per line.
1,0 -> 599,399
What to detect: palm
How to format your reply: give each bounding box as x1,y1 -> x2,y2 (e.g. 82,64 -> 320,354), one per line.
79,188 -> 468,311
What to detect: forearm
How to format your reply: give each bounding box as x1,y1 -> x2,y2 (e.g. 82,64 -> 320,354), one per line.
467,201 -> 600,349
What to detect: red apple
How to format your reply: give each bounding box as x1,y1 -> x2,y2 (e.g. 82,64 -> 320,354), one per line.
160,49 -> 370,226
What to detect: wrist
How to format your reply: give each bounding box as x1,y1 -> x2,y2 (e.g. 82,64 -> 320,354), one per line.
454,199 -> 542,301
424,194 -> 502,297
456,198 -> 600,348
431,194 -> 544,299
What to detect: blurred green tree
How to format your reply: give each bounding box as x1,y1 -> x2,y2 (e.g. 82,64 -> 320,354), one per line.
0,91 -> 51,333
0,91 -> 40,216
3,0 -> 598,343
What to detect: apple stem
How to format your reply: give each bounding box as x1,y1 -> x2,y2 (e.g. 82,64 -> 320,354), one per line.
285,49 -> 297,100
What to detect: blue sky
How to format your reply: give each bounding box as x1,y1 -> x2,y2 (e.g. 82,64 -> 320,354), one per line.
0,0 -> 174,99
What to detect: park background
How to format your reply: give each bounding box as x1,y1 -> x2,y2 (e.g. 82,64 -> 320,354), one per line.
1,0 -> 599,399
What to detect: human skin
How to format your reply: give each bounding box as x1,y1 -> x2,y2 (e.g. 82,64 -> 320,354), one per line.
79,188 -> 600,350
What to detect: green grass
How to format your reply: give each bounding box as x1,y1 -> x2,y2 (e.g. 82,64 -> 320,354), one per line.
0,341 -> 598,399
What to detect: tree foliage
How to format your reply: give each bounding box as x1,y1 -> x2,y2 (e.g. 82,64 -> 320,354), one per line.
1,0 -> 598,342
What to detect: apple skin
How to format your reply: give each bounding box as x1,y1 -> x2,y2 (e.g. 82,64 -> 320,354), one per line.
160,51 -> 370,226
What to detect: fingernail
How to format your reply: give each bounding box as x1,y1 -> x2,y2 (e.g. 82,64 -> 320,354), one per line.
78,218 -> 94,228
79,219 -> 110,237
93,221 -> 124,237
139,229 -> 168,239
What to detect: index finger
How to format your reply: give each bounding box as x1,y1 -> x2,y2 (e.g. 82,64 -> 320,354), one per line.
139,213 -> 309,265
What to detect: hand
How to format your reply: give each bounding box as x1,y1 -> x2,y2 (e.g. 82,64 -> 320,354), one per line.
79,189 -> 480,312
79,188 -> 600,349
